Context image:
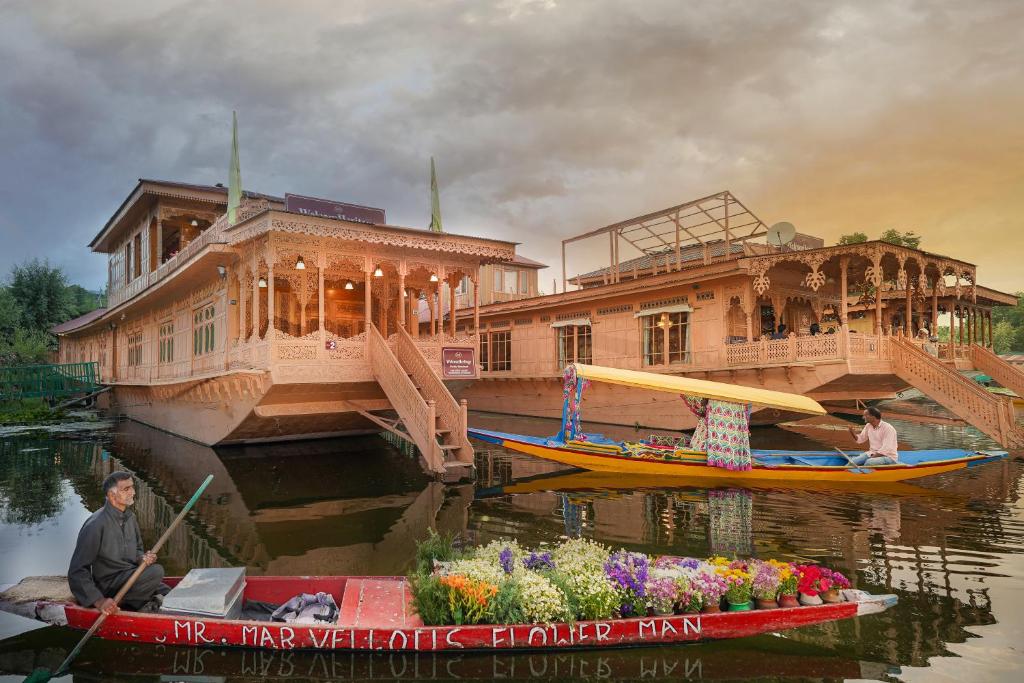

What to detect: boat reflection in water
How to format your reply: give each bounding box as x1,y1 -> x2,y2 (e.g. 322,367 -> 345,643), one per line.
0,625 -> 896,681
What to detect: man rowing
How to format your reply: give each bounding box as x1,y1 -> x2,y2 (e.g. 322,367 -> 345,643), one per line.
68,471 -> 170,614
847,407 -> 899,466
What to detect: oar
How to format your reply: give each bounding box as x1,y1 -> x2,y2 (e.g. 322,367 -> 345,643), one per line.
834,447 -> 871,474
25,474 -> 214,683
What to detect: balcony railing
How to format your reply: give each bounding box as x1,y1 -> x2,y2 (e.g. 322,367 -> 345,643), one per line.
108,228 -> 227,308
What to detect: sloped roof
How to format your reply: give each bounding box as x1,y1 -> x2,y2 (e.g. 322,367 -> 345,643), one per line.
51,308 -> 108,335
510,254 -> 548,269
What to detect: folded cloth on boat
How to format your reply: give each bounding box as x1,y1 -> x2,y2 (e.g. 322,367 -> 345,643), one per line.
271,592 -> 339,625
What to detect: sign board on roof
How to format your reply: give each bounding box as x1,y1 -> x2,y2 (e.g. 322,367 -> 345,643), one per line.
284,193 -> 386,225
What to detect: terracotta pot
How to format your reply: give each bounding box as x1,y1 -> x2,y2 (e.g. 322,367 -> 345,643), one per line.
727,600 -> 752,612
755,597 -> 779,610
777,593 -> 800,608
701,603 -> 721,614
820,588 -> 842,603
799,592 -> 823,606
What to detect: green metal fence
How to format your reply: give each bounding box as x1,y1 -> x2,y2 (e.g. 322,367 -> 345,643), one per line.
0,362 -> 101,401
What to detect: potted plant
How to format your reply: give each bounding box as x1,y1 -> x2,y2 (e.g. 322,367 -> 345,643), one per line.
604,550 -> 651,618
777,562 -> 800,608
692,569 -> 729,613
721,565 -> 754,611
796,565 -> 829,606
751,561 -> 782,609
646,577 -> 678,616
818,567 -> 851,603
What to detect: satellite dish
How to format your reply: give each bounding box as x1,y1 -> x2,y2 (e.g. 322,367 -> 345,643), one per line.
767,221 -> 796,248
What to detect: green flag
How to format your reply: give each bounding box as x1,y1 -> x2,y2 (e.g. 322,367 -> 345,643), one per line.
227,111 -> 242,226
429,156 -> 442,233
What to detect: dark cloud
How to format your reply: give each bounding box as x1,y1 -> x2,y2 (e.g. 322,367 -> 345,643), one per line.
0,0 -> 1021,293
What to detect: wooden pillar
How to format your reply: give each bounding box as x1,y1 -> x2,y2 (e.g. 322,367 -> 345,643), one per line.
874,281 -> 883,336
156,221 -> 164,266
452,278 -> 460,337
317,257 -> 326,352
674,218 -> 681,271
398,271 -> 406,327
266,262 -> 275,336
931,282 -> 939,334
363,270 -> 371,333
252,263 -> 261,340
429,287 -> 436,336
987,310 -> 994,348
238,271 -> 248,341
299,271 -> 307,336
839,256 -> 849,325
613,233 -> 619,283
473,271 -> 480,334
904,281 -> 912,337
744,312 -> 753,342
608,232 -> 614,284
957,305 -> 964,346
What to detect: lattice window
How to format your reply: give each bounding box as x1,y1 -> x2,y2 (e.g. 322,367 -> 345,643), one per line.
514,318 -> 533,326
481,331 -> 512,372
597,304 -> 633,316
640,296 -> 688,310
490,320 -> 511,329
557,325 -> 592,367
555,310 -> 591,321
158,321 -> 174,364
127,331 -> 143,367
193,304 -> 216,357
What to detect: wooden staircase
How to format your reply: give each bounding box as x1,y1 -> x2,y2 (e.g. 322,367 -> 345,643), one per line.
969,344 -> 1024,400
365,323 -> 473,476
889,337 -> 1024,448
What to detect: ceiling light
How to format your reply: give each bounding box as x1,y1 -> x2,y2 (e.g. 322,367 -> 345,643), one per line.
373,266 -> 383,277
344,280 -> 354,290
190,219 -> 199,227
430,273 -> 439,282
295,255 -> 305,270
258,277 -> 267,288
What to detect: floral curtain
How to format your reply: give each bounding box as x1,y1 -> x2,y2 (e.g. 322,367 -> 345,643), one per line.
683,395 -> 752,471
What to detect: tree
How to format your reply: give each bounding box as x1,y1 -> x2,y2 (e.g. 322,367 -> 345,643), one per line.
0,288 -> 21,344
991,292 -> 1024,353
838,232 -> 868,245
879,229 -> 922,249
8,260 -> 72,332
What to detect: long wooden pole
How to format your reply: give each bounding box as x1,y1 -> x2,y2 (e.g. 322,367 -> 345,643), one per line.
45,475 -> 214,680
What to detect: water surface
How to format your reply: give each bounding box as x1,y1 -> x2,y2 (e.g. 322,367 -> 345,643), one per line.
0,412 -> 1021,682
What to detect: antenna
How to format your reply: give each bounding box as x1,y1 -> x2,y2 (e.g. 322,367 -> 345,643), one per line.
767,221 -> 796,249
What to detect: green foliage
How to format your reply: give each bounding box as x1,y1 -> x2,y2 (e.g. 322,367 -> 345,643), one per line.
487,578 -> 528,625
66,284 -> 106,317
9,259 -> 72,332
5,328 -> 52,364
879,229 -> 922,249
837,232 -> 868,245
0,288 -> 21,343
408,574 -> 452,626
991,293 -> 1024,353
0,399 -> 63,425
414,529 -> 461,575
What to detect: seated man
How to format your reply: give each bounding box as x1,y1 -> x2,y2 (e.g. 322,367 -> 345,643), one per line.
68,471 -> 169,615
847,407 -> 899,466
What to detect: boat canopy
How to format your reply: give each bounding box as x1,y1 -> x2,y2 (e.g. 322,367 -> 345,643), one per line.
569,363 -> 827,416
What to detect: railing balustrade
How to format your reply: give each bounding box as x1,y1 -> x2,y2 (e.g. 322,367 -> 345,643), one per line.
108,227 -> 227,308
970,344 -> 1024,399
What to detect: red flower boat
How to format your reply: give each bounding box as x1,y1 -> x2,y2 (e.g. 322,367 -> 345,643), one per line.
16,575 -> 897,652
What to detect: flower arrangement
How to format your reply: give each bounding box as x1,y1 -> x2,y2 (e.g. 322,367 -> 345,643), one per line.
751,561 -> 782,601
691,569 -> 729,610
645,577 -> 678,614
409,535 -> 852,626
719,567 -> 753,606
604,551 -> 650,616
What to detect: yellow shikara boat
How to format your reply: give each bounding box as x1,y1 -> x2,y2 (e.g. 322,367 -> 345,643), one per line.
469,363 -> 1007,484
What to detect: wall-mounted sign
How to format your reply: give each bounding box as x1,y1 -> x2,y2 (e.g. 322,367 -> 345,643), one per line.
442,347 -> 476,378
325,339 -> 337,351
285,193 -> 386,225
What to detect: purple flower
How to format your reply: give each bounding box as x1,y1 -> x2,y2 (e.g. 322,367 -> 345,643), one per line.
499,547 -> 515,574
605,551 -> 651,600
523,551 -> 555,571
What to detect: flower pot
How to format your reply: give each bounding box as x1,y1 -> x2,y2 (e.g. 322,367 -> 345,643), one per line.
799,592 -> 823,606
701,603 -> 721,614
820,588 -> 842,603
727,600 -> 753,612
755,598 -> 779,610
777,593 -> 800,608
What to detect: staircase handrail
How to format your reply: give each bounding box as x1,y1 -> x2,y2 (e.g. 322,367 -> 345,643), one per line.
969,344 -> 1024,399
889,337 -> 1022,448
366,323 -> 444,473
394,327 -> 473,462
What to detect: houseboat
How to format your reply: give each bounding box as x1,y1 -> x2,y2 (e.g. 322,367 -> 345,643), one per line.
52,170 -> 522,474
452,191 -> 1024,448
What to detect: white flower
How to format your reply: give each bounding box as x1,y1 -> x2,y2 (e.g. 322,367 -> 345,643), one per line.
517,571 -> 568,623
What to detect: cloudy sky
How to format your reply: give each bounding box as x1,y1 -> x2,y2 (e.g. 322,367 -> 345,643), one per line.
0,0 -> 1021,293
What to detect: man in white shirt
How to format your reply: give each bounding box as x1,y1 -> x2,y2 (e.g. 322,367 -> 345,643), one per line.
847,407 -> 899,466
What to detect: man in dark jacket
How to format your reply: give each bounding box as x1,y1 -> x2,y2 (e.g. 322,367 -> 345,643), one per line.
67,471 -> 169,614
